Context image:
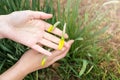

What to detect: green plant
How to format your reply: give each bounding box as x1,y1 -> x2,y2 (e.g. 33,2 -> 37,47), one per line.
0,0 -> 118,80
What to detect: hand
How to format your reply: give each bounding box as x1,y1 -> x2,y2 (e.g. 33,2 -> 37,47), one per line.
0,34 -> 3,39
0,40 -> 74,80
0,10 -> 68,56
7,10 -> 53,26
18,40 -> 74,72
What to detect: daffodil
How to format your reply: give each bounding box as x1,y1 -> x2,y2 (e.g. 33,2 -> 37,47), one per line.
41,56 -> 47,66
47,21 -> 60,32
41,22 -> 60,66
58,23 -> 66,50
47,25 -> 54,32
58,36 -> 65,50
41,22 -> 66,66
41,49 -> 50,66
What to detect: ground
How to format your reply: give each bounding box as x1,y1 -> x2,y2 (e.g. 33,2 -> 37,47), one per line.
53,0 -> 120,78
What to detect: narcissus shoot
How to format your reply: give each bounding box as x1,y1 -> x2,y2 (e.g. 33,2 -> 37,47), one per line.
58,23 -> 66,50
41,22 -> 60,66
47,21 -> 60,32
41,56 -> 47,66
41,22 -> 66,66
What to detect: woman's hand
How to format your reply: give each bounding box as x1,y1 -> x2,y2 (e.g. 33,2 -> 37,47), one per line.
0,10 -> 68,56
0,40 -> 74,80
0,34 -> 3,39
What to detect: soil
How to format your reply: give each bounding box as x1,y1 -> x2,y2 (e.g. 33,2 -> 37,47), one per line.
57,0 -> 120,77
40,0 -> 120,78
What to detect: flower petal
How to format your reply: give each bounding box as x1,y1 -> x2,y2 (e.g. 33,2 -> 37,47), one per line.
41,56 -> 47,66
58,37 -> 65,50
48,25 -> 54,32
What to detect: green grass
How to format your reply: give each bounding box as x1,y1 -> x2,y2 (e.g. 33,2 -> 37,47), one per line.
0,0 -> 119,80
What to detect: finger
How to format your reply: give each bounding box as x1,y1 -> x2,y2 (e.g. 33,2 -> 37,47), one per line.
49,47 -> 67,58
48,49 -> 68,65
30,11 -> 53,19
39,39 -> 59,50
43,32 -> 69,47
32,44 -> 52,56
48,40 -> 74,59
36,20 -> 68,38
44,24 -> 68,38
50,40 -> 74,63
54,40 -> 74,57
52,28 -> 68,39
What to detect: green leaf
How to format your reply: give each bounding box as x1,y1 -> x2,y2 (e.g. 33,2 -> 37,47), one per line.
84,13 -> 89,23
79,60 -> 88,76
7,53 -> 17,60
0,59 -> 6,71
0,44 -> 13,53
75,37 -> 84,41
93,26 -> 109,37
85,65 -> 94,75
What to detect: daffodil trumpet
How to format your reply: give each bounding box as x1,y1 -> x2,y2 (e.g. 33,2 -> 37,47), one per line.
58,23 -> 66,50
47,21 -> 60,32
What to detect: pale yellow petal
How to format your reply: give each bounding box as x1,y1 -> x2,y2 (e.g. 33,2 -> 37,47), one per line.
41,57 -> 47,66
58,37 -> 65,50
48,25 -> 54,32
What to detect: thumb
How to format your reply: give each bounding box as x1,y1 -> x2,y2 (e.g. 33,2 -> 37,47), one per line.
48,40 -> 74,65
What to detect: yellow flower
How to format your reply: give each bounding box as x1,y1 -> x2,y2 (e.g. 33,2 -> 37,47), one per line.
41,56 -> 47,66
43,22 -> 66,66
58,23 -> 66,50
47,21 -> 60,32
58,37 -> 65,50
48,25 -> 54,32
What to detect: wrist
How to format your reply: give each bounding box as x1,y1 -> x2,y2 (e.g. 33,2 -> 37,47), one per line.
0,62 -> 28,80
0,21 -> 13,39
0,15 -> 10,39
0,34 -> 4,39
0,22 -> 6,39
0,15 -> 9,22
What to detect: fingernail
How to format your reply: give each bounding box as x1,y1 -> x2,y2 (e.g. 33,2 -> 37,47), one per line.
49,14 -> 53,17
71,40 -> 74,44
65,42 -> 69,48
65,34 -> 69,39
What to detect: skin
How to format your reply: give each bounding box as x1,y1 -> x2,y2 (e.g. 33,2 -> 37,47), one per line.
0,10 -> 74,80
0,40 -> 74,80
0,10 -> 68,56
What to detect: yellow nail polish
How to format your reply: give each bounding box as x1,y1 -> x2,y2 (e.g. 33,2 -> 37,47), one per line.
58,37 -> 65,50
48,25 -> 54,32
41,56 -> 47,66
